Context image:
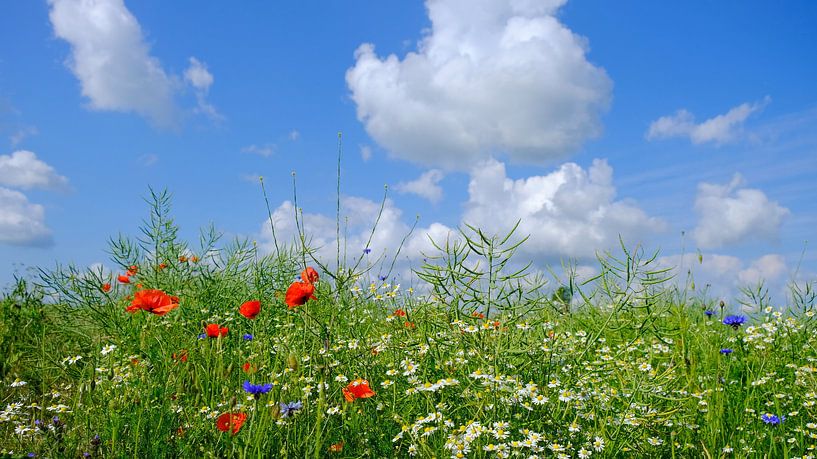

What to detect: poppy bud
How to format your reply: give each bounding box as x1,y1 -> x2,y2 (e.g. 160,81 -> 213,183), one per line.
287,353 -> 299,371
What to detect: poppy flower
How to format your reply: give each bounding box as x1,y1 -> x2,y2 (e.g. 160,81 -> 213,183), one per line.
393,309 -> 406,317
239,300 -> 261,319
301,267 -> 319,284
242,362 -> 256,373
158,263 -> 167,270
342,378 -> 375,402
172,351 -> 188,363
101,283 -> 111,293
328,442 -> 344,453
404,321 -> 416,329
178,255 -> 188,263
205,323 -> 228,338
117,274 -> 130,284
285,282 -> 316,309
190,256 -> 199,263
126,289 -> 180,316
216,412 -> 246,434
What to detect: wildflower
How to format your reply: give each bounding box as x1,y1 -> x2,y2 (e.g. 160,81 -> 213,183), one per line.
363,248 -> 372,254
191,255 -> 199,263
100,344 -> 117,356
243,333 -> 254,341
10,378 -> 27,387
101,283 -> 111,293
178,255 -> 188,263
279,401 -> 303,418
197,333 -> 207,339
704,309 -> 715,317
239,300 -> 261,319
172,351 -> 188,363
158,263 -> 167,270
126,289 -> 179,316
328,442 -> 344,453
301,267 -> 319,284
761,413 -> 784,425
127,265 -> 138,275
242,362 -> 256,373
723,315 -> 748,329
393,309 -> 407,317
205,324 -> 229,338
285,281 -> 316,309
343,378 -> 376,402
243,381 -> 272,399
117,274 -> 130,284
404,321 -> 416,329
216,412 -> 247,434
720,348 -> 733,355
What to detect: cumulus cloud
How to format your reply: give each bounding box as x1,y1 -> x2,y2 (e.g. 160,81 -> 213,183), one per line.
184,57 -> 214,91
693,174 -> 789,249
0,187 -> 53,247
462,159 -> 665,260
49,0 -> 178,127
346,0 -> 612,170
259,197 -> 452,278
0,150 -> 69,191
657,252 -> 790,301
394,170 -> 445,203
646,97 -> 770,145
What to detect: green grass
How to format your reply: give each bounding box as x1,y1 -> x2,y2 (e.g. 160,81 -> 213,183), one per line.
1,191 -> 817,459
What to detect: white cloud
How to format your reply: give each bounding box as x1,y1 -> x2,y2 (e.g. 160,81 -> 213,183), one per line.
9,126 -> 38,147
693,174 -> 789,249
462,159 -> 665,260
346,0 -> 612,170
394,169 -> 445,203
647,97 -> 770,145
49,0 -> 179,127
289,130 -> 300,141
360,145 -> 373,161
0,150 -> 69,191
242,144 -> 275,157
0,187 -> 52,247
657,252 -> 791,302
184,57 -> 214,91
184,57 -> 222,122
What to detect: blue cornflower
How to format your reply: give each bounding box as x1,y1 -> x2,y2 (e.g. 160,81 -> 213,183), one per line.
197,333 -> 207,339
722,315 -> 747,329
243,333 -> 253,341
27,453 -> 36,458
279,400 -> 303,418
704,309 -> 715,317
720,348 -> 733,355
379,274 -> 387,281
761,413 -> 784,425
363,248 -> 371,254
243,380 -> 272,399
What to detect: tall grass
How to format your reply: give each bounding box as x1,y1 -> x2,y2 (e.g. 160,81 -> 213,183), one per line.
1,188 -> 816,458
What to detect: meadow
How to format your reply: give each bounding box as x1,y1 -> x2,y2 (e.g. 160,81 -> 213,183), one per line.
1,189 -> 816,459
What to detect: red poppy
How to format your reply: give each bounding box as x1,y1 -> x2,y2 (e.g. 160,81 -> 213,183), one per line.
178,255 -> 188,263
126,289 -> 180,316
172,351 -> 188,363
205,323 -> 229,338
328,442 -> 344,453
285,282 -> 316,309
239,300 -> 261,319
117,274 -> 130,284
102,283 -> 111,293
158,263 -> 167,270
342,378 -> 375,402
404,321 -> 416,329
471,311 -> 485,319
191,256 -> 199,263
242,362 -> 256,373
216,412 -> 247,434
301,267 -> 319,284
393,309 -> 406,317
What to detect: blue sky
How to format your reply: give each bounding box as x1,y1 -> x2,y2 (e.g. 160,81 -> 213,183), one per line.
1,0 -> 816,303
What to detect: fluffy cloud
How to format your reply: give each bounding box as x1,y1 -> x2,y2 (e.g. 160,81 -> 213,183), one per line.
394,170 -> 445,203
693,174 -> 789,249
0,187 -> 52,247
49,0 -> 219,126
259,159 -> 664,277
49,0 -> 178,127
646,97 -> 770,145
463,159 -> 665,260
346,0 -> 612,169
0,150 -> 69,191
657,252 -> 790,302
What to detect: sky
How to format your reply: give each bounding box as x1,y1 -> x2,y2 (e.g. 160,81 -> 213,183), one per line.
1,0 -> 816,304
